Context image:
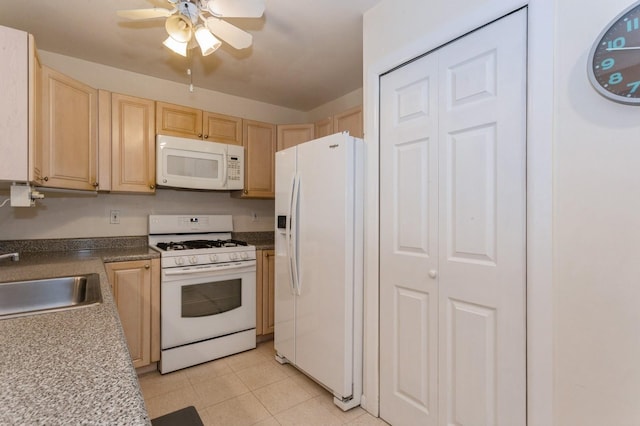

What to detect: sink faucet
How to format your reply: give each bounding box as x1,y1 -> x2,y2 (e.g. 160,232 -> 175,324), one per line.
0,252 -> 19,262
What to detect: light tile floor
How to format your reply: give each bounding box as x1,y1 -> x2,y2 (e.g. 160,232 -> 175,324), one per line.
139,339 -> 388,426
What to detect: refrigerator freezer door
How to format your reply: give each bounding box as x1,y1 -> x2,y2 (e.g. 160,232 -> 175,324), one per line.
274,147 -> 297,363
294,132 -> 356,397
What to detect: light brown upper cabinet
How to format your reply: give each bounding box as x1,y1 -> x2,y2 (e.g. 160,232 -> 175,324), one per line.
333,105 -> 363,138
40,66 -> 98,190
106,92 -> 156,193
276,123 -> 314,151
314,117 -> 333,139
156,101 -> 242,145
0,27 -> 41,183
314,105 -> 364,140
232,119 -> 276,199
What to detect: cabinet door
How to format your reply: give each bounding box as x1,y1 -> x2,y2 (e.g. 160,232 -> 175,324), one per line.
105,260 -> 152,369
256,249 -> 264,336
234,119 -> 276,198
314,117 -> 333,139
0,26 -> 29,182
277,124 -> 314,151
262,249 -> 275,335
97,90 -> 112,191
41,66 -> 98,190
156,101 -> 203,139
203,111 -> 242,145
333,105 -> 363,138
111,93 -> 156,193
149,258 -> 161,363
30,35 -> 42,183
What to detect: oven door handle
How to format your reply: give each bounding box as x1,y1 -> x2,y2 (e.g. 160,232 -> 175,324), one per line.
164,262 -> 256,276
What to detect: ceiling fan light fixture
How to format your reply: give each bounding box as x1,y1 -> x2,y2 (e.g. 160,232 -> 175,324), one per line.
163,36 -> 188,57
165,14 -> 193,42
195,25 -> 222,56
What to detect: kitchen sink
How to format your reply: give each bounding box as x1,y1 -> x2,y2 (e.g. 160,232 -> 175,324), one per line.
0,273 -> 102,319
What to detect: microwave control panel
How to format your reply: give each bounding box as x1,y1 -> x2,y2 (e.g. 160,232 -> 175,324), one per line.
227,156 -> 242,182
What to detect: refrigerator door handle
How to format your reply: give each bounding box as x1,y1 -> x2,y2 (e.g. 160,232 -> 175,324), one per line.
290,174 -> 301,295
286,174 -> 296,295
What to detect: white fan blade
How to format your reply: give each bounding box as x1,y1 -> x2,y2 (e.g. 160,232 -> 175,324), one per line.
207,0 -> 265,18
117,7 -> 175,20
205,17 -> 253,49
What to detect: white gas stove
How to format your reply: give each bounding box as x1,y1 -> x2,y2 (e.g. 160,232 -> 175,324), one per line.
149,214 -> 257,374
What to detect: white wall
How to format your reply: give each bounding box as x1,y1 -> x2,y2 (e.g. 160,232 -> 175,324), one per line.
364,0 -> 640,424
305,87 -> 363,123
0,188 -> 274,239
554,0 -> 640,423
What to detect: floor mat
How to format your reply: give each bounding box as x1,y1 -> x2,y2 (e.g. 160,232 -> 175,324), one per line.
151,406 -> 204,426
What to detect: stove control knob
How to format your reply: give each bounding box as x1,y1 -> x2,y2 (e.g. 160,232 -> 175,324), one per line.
240,252 -> 249,260
209,254 -> 218,262
174,257 -> 185,266
189,256 -> 198,265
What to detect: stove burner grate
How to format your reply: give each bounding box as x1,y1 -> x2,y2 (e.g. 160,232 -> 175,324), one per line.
156,239 -> 248,251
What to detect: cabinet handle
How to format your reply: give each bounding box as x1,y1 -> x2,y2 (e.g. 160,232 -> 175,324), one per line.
43,176 -> 49,182
204,134 -> 209,139
144,264 -> 150,269
197,133 -> 203,138
92,182 -> 99,188
149,184 -> 155,190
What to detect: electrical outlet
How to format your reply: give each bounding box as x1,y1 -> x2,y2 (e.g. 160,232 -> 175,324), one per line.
110,210 -> 120,224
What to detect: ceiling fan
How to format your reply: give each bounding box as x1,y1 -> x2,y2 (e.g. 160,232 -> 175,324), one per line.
117,0 -> 265,57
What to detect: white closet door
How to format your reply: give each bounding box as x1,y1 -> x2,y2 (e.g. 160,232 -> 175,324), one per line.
379,51 -> 439,426
380,9 -> 527,426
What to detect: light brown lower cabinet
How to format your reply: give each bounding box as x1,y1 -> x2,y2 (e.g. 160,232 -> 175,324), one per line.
256,249 -> 275,336
105,258 -> 160,369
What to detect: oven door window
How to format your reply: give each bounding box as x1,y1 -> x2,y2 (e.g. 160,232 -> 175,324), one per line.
181,278 -> 241,317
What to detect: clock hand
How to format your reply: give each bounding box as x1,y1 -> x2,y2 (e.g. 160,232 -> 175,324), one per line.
606,46 -> 640,51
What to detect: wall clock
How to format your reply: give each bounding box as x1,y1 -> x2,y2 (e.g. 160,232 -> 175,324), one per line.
588,1 -> 640,104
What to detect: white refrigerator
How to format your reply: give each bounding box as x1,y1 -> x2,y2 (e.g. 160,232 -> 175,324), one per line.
274,132 -> 364,411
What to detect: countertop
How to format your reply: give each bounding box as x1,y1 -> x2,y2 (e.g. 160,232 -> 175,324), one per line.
0,246 -> 157,425
233,231 -> 274,250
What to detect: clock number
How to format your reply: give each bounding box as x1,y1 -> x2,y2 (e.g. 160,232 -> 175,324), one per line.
601,58 -> 615,70
607,37 -> 626,49
609,72 -> 624,85
627,17 -> 640,32
626,80 -> 640,93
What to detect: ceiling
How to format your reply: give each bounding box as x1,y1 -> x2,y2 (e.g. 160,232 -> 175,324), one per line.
0,0 -> 380,111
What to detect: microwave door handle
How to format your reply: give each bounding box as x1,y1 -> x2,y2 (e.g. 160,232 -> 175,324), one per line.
222,152 -> 229,187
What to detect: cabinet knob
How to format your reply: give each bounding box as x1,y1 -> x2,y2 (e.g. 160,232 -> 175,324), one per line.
243,189 -> 248,194
92,182 -> 99,188
197,133 -> 203,138
428,270 -> 438,279
204,135 -> 209,139
144,264 -> 150,269
149,184 -> 155,190
43,176 -> 49,182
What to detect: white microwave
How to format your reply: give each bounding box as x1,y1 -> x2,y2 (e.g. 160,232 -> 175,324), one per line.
156,135 -> 244,191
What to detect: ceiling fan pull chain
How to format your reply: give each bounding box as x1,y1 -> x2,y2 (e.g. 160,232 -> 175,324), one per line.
187,68 -> 194,93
